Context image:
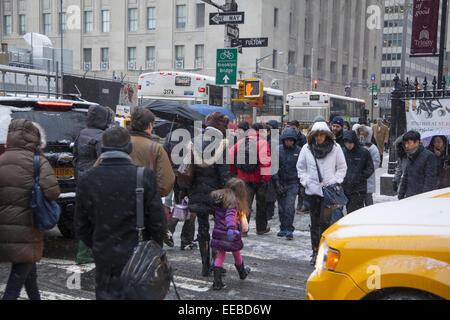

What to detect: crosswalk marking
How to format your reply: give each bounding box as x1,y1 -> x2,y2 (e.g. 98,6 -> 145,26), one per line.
0,284 -> 90,300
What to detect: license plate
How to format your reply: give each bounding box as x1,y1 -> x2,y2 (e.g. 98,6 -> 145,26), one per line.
54,168 -> 74,178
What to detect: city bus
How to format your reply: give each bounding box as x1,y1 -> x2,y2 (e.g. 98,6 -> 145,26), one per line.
286,91 -> 367,125
137,71 -> 284,122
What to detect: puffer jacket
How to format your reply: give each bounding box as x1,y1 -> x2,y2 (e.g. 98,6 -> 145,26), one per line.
211,205 -> 243,252
356,125 -> 380,194
342,130 -> 375,195
187,127 -> 232,215
0,119 -> 60,263
296,122 -> 347,197
274,128 -> 301,185
398,144 -> 438,199
73,105 -> 111,180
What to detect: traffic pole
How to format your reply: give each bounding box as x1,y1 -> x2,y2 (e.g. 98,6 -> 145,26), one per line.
222,0 -> 235,110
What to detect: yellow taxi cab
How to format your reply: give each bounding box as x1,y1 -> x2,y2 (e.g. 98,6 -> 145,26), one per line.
306,188 -> 450,300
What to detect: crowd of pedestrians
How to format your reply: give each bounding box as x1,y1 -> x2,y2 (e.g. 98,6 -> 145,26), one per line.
0,105 -> 449,300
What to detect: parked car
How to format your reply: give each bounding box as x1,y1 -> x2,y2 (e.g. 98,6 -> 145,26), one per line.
0,96 -> 98,238
306,188 -> 450,300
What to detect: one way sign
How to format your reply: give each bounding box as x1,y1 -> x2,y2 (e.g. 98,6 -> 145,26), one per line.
209,12 -> 245,25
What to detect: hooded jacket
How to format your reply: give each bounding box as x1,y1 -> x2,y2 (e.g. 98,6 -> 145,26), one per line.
229,129 -> 272,183
274,128 -> 301,185
296,122 -> 347,197
73,105 -> 112,180
187,126 -> 232,215
393,134 -> 408,186
427,135 -> 450,189
355,125 -> 380,193
398,144 -> 438,199
342,130 -> 375,195
0,119 -> 60,263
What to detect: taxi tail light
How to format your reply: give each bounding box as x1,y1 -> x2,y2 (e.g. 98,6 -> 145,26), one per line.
36,101 -> 73,107
199,88 -> 206,93
138,85 -> 142,90
326,249 -> 340,270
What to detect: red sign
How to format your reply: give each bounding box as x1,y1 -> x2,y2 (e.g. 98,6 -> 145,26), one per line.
411,0 -> 440,54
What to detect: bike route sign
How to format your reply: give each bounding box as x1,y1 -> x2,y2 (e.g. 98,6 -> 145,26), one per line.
216,48 -> 238,85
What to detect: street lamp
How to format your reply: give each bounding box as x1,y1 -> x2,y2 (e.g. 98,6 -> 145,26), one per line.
255,51 -> 284,76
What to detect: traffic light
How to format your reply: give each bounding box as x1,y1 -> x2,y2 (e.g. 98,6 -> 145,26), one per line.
244,79 -> 263,98
313,80 -> 319,89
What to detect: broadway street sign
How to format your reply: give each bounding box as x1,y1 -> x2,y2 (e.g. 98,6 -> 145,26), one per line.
209,12 -> 245,25
231,38 -> 269,48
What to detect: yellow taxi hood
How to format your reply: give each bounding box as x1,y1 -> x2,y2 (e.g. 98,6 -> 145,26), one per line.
324,197 -> 450,241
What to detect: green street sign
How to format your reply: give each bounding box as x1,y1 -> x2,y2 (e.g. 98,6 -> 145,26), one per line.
446,76 -> 450,84
216,48 -> 238,85
369,84 -> 378,95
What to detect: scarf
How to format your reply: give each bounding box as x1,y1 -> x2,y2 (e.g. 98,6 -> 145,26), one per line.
310,137 -> 334,159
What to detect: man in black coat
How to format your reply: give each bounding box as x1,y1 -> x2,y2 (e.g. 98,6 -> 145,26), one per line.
342,130 -> 375,214
74,127 -> 167,300
331,116 -> 345,150
398,131 -> 438,199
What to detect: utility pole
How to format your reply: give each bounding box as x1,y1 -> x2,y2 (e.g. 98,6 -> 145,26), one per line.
60,0 -> 64,97
438,0 -> 448,88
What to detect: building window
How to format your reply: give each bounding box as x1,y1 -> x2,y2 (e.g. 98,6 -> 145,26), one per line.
195,44 -> 204,69
60,12 -> 67,35
4,15 -> 12,36
272,50 -> 278,69
175,45 -> 184,69
146,46 -> 155,70
128,47 -> 137,70
147,7 -> 156,30
274,8 -> 279,28
84,11 -> 93,33
196,3 -> 205,28
128,8 -> 138,32
43,13 -> 51,35
176,5 -> 186,29
19,15 -> 26,35
101,48 -> 109,70
102,10 -> 110,33
83,48 -> 92,71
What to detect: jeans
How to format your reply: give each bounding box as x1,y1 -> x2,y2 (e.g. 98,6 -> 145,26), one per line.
2,263 -> 40,300
331,206 -> 344,224
277,183 -> 299,232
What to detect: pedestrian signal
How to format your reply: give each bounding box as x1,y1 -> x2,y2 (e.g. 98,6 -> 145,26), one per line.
244,80 -> 263,98
313,80 -> 319,89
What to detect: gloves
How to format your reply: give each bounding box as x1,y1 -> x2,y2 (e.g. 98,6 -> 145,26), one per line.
227,229 -> 240,242
274,180 -> 285,196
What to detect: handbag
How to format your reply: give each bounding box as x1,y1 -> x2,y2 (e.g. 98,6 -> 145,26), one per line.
313,156 -> 348,209
120,167 -> 180,300
171,197 -> 190,221
30,155 -> 61,231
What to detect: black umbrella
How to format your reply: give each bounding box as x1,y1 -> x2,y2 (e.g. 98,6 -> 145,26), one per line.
152,120 -> 195,138
139,100 -> 205,125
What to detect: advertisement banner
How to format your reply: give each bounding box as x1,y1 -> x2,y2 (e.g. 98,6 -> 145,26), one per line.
411,0 -> 440,55
406,99 -> 450,133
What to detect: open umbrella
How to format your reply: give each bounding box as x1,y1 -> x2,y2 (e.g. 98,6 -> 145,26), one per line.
421,128 -> 450,148
139,100 -> 205,125
188,104 -> 236,121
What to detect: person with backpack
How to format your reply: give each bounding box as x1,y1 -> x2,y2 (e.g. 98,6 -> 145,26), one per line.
74,126 -> 167,300
229,123 -> 272,236
73,104 -> 112,265
273,128 -> 302,240
210,178 -> 251,290
0,120 -> 60,300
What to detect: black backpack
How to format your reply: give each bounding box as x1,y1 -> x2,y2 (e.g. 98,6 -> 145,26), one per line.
236,137 -> 260,173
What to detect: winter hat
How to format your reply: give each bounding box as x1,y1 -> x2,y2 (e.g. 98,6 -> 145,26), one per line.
238,121 -> 250,131
281,128 -> 298,142
267,120 -> 279,130
288,120 -> 300,127
331,116 -> 344,127
206,112 -> 230,136
343,130 -> 359,144
313,115 -> 326,123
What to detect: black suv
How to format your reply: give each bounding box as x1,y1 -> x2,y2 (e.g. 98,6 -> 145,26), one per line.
0,95 -> 98,238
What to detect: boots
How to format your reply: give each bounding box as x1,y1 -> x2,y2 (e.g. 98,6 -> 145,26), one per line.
199,240 -> 211,277
212,266 -> 226,290
235,263 -> 251,280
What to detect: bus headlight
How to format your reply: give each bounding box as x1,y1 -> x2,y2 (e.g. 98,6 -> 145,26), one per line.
315,241 -> 341,275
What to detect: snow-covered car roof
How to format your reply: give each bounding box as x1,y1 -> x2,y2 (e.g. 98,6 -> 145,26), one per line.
326,188 -> 450,239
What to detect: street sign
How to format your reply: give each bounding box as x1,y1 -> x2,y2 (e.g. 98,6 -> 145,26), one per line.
369,83 -> 378,95
226,24 -> 239,39
231,37 -> 269,48
209,12 -> 245,25
216,48 -> 238,86
371,74 -> 376,84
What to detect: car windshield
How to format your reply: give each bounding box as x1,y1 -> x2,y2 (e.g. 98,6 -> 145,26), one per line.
10,110 -> 87,144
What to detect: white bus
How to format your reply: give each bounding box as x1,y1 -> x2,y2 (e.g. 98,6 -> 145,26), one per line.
137,71 -> 284,121
286,91 -> 367,125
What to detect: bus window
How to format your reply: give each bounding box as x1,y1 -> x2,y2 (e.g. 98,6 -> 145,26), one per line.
208,85 -> 223,106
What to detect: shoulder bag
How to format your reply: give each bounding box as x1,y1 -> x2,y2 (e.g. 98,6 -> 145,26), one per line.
120,167 -> 180,300
30,155 -> 61,231
313,155 -> 348,209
